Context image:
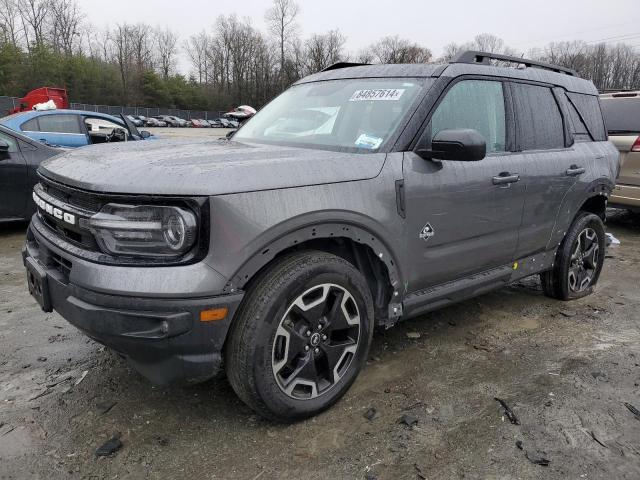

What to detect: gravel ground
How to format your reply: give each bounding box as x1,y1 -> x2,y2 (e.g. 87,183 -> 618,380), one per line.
1,209 -> 639,480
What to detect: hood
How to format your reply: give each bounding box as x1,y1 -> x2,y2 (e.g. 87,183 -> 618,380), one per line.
38,138 -> 386,196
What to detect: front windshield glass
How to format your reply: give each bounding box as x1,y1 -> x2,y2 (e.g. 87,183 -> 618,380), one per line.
234,78 -> 427,152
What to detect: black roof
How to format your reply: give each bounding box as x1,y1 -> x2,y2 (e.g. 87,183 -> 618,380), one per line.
297,51 -> 597,95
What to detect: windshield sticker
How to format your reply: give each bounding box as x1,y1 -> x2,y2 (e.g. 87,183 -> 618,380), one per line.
355,133 -> 383,150
349,89 -> 405,102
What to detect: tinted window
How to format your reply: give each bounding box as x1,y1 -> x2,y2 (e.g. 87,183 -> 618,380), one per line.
429,80 -> 506,153
21,118 -> 39,131
36,114 -> 82,134
566,93 -> 607,141
600,97 -> 640,134
565,96 -> 591,141
0,131 -> 19,152
512,83 -> 564,150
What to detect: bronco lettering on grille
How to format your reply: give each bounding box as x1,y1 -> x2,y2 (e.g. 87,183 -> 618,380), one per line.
32,191 -> 76,225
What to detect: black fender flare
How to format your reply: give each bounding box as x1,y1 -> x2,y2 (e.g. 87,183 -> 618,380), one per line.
546,177 -> 614,251
222,219 -> 403,297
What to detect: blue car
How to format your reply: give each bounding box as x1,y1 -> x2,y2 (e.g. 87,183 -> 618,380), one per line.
0,110 -> 153,148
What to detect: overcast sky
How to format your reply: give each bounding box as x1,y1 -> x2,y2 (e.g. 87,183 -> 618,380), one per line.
81,0 -> 639,73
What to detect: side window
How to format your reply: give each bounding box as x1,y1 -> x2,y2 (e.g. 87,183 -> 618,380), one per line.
428,80 -> 506,153
511,83 -> 564,150
566,93 -> 607,141
21,118 -> 39,132
0,131 -> 19,152
36,114 -> 83,134
565,96 -> 591,142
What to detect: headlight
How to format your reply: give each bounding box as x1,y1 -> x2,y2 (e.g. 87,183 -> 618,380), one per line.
83,204 -> 198,258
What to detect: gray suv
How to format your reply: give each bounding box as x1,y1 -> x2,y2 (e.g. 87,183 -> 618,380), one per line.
23,51 -> 618,421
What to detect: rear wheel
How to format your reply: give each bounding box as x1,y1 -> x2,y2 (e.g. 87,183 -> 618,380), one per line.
541,212 -> 605,300
225,251 -> 374,422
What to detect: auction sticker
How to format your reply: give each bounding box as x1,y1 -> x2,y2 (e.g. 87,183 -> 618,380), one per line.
349,89 -> 405,102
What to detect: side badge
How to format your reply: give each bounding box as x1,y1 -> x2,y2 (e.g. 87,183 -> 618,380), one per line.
419,223 -> 435,242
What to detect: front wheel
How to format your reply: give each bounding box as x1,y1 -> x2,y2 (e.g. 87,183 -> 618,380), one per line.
225,251 -> 374,422
541,212 -> 606,300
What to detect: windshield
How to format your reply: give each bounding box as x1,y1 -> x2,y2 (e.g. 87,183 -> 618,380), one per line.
234,78 -> 427,152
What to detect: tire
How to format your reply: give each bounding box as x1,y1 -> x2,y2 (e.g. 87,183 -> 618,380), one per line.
225,250 -> 374,422
541,212 -> 605,301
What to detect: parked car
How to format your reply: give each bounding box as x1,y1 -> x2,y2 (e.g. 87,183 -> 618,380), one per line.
126,115 -> 144,127
0,124 -> 61,222
0,110 -> 153,148
153,115 -> 188,128
216,117 -> 231,128
207,119 -> 223,128
600,91 -> 640,211
190,119 -> 208,128
143,117 -> 166,127
23,51 -> 617,422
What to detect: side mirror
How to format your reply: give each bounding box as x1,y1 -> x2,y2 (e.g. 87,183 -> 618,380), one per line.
416,128 -> 486,162
226,130 -> 236,139
0,140 -> 9,152
140,130 -> 151,139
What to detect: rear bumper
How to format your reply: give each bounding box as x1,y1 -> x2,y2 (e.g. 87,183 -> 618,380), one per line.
610,183 -> 640,210
23,220 -> 244,385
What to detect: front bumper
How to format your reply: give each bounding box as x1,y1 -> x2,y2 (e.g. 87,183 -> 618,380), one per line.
23,219 -> 244,385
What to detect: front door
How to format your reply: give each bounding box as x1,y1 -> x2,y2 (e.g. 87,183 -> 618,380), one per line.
0,130 -> 27,219
403,79 -> 526,292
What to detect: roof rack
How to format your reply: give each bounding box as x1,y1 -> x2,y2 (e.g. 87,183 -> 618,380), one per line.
321,62 -> 370,72
450,50 -> 577,76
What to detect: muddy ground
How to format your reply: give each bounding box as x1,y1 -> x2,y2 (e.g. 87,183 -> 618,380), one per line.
1,209 -> 639,480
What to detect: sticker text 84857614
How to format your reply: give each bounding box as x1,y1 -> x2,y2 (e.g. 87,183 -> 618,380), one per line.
349,89 -> 405,102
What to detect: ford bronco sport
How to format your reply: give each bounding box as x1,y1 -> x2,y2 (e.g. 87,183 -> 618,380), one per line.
24,51 -> 618,421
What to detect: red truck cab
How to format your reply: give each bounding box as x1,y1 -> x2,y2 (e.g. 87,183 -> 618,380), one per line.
10,87 -> 69,113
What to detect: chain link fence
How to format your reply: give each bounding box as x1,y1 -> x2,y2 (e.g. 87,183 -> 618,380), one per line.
1,96 -> 225,120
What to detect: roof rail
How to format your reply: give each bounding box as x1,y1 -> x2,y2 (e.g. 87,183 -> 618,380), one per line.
450,50 -> 577,76
321,62 -> 370,72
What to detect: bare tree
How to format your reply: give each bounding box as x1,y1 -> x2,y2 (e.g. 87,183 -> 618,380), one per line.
304,29 -> 346,74
265,0 -> 299,88
363,35 -> 432,64
0,0 -> 22,47
185,31 -> 210,83
155,27 -> 178,79
17,0 -> 49,49
49,0 -> 83,55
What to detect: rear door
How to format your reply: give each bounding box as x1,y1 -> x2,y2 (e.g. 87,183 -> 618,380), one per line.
0,130 -> 27,219
403,78 -> 526,290
21,113 -> 88,148
508,82 -> 585,258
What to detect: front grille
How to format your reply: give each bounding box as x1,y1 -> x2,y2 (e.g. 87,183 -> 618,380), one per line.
35,177 -> 101,252
41,180 -> 104,212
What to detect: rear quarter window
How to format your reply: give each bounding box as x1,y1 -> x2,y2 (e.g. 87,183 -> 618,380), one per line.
511,83 -> 565,150
566,93 -> 607,141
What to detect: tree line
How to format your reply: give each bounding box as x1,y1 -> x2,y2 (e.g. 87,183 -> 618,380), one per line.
1,0 -> 639,113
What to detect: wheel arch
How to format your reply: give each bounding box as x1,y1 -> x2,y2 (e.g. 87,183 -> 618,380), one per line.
223,221 -> 404,326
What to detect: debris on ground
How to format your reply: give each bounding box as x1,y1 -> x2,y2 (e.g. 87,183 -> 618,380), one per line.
515,440 -> 524,450
156,436 -> 170,447
37,356 -> 47,362
494,397 -> 520,425
624,402 -> 640,420
525,452 -> 550,466
585,429 -> 608,449
398,413 -> 418,428
75,370 -> 88,386
96,401 -> 117,415
96,433 -> 123,457
406,332 -> 421,339
605,233 -> 621,246
363,408 -> 378,421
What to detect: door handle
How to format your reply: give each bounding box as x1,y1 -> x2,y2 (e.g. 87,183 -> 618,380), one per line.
492,172 -> 520,185
566,165 -> 586,176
